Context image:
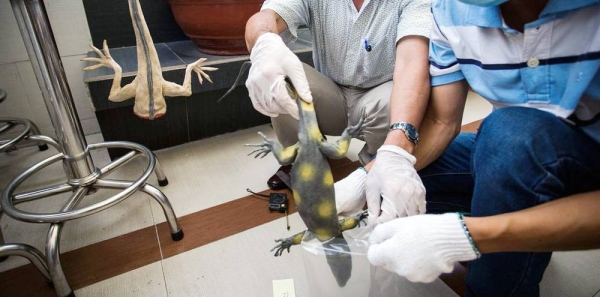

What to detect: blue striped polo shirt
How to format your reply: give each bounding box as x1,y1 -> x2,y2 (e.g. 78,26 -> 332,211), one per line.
429,0 -> 600,143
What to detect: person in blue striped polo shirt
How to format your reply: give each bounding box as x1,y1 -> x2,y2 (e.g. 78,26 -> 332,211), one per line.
364,0 -> 600,296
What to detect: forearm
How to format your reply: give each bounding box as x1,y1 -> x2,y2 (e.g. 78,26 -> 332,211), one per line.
414,80 -> 468,170
245,10 -> 288,52
465,190 -> 600,253
384,36 -> 431,155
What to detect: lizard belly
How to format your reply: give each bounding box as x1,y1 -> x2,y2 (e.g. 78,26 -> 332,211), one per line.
133,72 -> 166,119
292,149 -> 340,242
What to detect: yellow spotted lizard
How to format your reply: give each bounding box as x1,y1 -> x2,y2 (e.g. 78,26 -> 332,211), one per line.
247,79 -> 367,287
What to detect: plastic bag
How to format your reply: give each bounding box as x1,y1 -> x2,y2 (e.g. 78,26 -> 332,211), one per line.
301,224 -> 403,297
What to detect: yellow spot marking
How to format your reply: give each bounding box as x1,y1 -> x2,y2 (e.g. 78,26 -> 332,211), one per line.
298,164 -> 315,181
300,100 -> 315,111
314,228 -> 331,241
323,171 -> 334,186
307,124 -> 322,140
318,201 -> 334,217
337,139 -> 348,153
280,145 -> 295,160
340,218 -> 357,231
293,189 -> 301,205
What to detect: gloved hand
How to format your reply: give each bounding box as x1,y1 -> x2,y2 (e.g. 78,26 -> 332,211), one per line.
365,145 -> 426,227
335,168 -> 367,216
368,213 -> 480,283
246,33 -> 313,120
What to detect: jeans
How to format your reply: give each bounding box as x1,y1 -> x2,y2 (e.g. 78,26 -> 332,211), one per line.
419,107 -> 600,297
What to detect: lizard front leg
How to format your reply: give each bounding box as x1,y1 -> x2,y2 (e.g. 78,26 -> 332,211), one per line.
82,40 -> 138,102
319,116 -> 365,159
163,58 -> 218,97
246,132 -> 299,165
270,231 -> 305,257
339,210 -> 368,232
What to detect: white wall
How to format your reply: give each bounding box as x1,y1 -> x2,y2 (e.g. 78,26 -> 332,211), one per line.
0,0 -> 99,138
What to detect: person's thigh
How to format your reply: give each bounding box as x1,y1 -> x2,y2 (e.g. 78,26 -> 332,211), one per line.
419,133 -> 476,214
272,64 -> 347,146
347,81 -> 392,157
466,107 -> 600,297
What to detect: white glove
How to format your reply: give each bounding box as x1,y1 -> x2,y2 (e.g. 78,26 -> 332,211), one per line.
368,213 -> 480,283
365,145 -> 426,227
335,168 -> 367,216
245,33 -> 313,120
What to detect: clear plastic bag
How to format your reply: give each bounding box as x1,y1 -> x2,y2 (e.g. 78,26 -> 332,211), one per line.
301,224 -> 403,297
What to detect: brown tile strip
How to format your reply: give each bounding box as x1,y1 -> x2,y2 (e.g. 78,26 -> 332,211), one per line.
0,158 -> 360,296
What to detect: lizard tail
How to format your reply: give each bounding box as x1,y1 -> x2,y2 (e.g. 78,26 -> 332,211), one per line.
323,234 -> 353,287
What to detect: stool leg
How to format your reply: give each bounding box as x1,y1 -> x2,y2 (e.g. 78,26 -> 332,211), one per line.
153,153 -> 169,187
47,223 -> 74,297
45,187 -> 88,297
140,184 -> 183,240
26,120 -> 48,151
0,243 -> 52,283
93,179 -> 184,241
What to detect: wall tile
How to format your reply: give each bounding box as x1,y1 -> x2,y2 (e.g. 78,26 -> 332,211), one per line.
45,0 -> 92,57
15,61 -> 54,135
0,64 -> 32,119
0,1 -> 28,64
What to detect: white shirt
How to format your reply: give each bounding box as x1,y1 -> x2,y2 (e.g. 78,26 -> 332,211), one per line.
262,0 -> 432,88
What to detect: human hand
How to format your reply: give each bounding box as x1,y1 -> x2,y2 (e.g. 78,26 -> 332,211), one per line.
335,168 -> 367,216
365,145 -> 426,227
245,33 -> 312,120
368,213 -> 480,283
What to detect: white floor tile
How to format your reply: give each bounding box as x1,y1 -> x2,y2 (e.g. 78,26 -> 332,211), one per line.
540,250 -> 600,297
149,125 -> 287,223
75,262 -> 167,297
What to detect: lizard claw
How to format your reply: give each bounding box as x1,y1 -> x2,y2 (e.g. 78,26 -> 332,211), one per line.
245,131 -> 274,158
271,238 -> 294,257
189,58 -> 218,85
82,40 -> 120,72
345,113 -> 365,138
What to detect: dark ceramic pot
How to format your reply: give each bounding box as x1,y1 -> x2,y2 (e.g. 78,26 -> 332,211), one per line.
169,0 -> 263,55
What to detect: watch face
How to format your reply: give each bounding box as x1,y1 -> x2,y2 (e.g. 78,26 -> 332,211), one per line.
389,122 -> 419,144
406,125 -> 418,140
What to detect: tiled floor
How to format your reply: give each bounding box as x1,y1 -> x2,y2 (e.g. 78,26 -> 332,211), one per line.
1,94 -> 599,297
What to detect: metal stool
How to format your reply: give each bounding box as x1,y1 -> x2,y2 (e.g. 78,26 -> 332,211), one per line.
2,1 -> 185,296
0,88 -> 58,153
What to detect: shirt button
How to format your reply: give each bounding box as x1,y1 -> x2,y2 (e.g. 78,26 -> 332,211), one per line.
348,50 -> 354,55
527,57 -> 540,68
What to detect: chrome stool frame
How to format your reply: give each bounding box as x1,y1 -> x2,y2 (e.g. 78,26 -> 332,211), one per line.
0,88 -> 59,153
2,1 -> 185,296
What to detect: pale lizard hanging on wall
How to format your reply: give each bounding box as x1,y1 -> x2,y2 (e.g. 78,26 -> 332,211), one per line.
247,79 -> 368,287
83,0 -> 217,120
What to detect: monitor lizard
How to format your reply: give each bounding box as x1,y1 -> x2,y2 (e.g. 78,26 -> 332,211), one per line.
247,79 -> 368,287
82,0 -> 217,120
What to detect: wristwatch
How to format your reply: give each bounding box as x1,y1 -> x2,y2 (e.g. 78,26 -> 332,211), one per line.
389,122 -> 419,146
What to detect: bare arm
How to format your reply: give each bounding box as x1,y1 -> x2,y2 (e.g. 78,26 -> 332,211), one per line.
363,36 -> 431,171
245,9 -> 289,52
466,190 -> 600,253
414,80 -> 468,170
385,36 -> 431,153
